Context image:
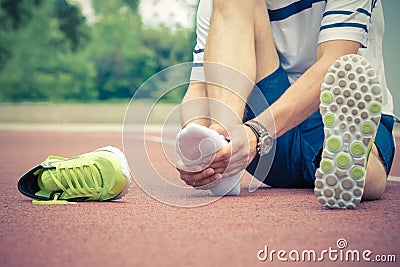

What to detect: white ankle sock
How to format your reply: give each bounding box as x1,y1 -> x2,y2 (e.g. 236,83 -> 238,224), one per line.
175,123 -> 241,196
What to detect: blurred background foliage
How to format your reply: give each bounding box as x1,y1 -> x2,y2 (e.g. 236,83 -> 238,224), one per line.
0,0 -> 398,114
0,0 -> 196,102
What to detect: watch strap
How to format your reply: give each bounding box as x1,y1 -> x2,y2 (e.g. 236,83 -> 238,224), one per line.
244,119 -> 268,138
244,119 -> 269,155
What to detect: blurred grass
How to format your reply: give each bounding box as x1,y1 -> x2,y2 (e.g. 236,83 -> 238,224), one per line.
0,102 -> 179,124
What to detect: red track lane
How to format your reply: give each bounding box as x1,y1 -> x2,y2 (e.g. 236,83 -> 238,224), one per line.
0,130 -> 399,267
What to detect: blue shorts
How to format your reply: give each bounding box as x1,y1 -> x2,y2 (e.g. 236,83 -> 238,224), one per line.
243,65 -> 396,188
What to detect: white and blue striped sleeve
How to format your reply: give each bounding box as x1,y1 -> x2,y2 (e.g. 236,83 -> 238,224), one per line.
318,0 -> 375,48
190,0 -> 212,82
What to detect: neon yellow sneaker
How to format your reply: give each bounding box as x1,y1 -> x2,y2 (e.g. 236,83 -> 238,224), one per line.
315,54 -> 382,209
18,146 -> 131,204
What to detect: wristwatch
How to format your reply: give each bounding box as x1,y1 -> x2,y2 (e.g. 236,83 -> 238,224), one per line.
244,119 -> 273,156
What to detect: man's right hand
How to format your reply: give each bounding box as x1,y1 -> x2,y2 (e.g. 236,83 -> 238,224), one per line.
176,123 -> 257,188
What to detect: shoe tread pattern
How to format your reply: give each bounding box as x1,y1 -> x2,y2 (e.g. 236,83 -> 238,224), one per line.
315,54 -> 382,209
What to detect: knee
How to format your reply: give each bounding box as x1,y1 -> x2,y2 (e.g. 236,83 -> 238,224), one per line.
213,0 -> 265,17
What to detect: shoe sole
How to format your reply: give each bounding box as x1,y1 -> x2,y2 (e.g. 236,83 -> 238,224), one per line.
98,146 -> 132,200
314,54 -> 382,209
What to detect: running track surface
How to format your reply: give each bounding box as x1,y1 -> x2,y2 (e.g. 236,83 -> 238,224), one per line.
0,129 -> 399,267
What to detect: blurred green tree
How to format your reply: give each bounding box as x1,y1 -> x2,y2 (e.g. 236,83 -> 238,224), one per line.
0,0 -> 42,70
54,0 -> 90,52
0,0 -> 196,102
89,0 -> 194,100
0,0 -> 94,101
88,0 -> 151,99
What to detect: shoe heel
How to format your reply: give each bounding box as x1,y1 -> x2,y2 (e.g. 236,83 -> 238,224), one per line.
97,146 -> 132,200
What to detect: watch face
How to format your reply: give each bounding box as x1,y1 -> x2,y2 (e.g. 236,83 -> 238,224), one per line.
260,135 -> 273,156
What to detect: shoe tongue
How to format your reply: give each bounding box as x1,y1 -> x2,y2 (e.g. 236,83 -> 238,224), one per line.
38,169 -> 60,191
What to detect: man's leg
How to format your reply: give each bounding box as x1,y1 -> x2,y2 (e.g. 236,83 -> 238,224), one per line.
363,146 -> 386,200
204,0 -> 279,126
364,112 -> 396,200
177,0 -> 282,189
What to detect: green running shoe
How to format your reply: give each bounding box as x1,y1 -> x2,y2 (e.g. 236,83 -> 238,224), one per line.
315,54 -> 382,209
18,146 -> 131,204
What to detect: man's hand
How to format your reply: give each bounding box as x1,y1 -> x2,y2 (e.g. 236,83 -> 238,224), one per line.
177,123 -> 258,188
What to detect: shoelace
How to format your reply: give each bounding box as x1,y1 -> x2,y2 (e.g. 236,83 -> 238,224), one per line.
45,157 -> 102,197
32,193 -> 76,205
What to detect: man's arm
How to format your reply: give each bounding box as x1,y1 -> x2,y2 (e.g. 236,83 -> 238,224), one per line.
186,40 -> 362,183
257,40 -> 361,138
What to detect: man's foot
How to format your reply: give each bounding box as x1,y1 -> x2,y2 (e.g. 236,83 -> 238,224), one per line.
176,123 -> 241,196
315,54 -> 382,209
18,146 -> 131,203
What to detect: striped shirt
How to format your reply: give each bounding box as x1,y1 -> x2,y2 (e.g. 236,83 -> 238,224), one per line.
190,0 -> 393,115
